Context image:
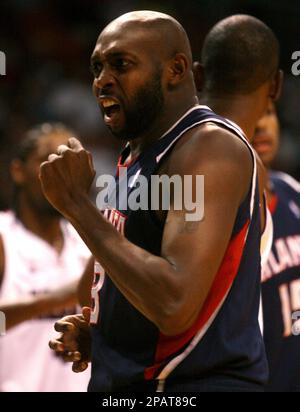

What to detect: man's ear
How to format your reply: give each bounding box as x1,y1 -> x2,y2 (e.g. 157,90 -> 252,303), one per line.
269,69 -> 284,102
167,53 -> 189,87
193,61 -> 205,92
10,159 -> 26,185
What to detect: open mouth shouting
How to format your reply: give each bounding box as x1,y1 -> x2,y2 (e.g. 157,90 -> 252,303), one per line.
99,96 -> 122,127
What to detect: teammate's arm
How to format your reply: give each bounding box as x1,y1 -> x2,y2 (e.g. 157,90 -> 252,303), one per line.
40,131 -> 252,336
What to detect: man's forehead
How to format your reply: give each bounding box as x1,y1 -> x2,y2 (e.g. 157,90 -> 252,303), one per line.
92,24 -> 158,57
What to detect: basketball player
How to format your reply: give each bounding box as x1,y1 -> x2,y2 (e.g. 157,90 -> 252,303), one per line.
254,103 -> 300,392
0,123 -> 91,392
194,14 -> 283,228
46,11 -> 280,392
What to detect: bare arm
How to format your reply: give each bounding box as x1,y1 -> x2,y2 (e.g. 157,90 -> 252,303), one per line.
40,129 -> 252,336
0,223 -> 83,331
0,279 -> 78,331
255,151 -> 267,232
77,256 -> 94,307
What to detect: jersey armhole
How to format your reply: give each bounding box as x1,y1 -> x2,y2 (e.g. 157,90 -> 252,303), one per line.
260,198 -> 274,268
261,192 -> 267,233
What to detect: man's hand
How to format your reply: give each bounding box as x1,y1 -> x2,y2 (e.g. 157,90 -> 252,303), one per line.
49,307 -> 92,373
39,138 -> 96,219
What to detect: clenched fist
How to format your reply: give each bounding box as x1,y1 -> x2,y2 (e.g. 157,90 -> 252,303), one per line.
49,307 -> 92,373
39,138 -> 96,219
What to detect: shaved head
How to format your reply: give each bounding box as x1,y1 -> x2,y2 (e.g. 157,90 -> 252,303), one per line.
99,10 -> 193,66
91,10 -> 197,141
201,15 -> 280,95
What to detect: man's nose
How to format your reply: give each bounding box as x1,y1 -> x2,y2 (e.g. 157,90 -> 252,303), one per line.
94,68 -> 115,92
255,116 -> 268,131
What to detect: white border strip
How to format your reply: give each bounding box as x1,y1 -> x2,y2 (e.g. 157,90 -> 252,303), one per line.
159,105 -> 211,140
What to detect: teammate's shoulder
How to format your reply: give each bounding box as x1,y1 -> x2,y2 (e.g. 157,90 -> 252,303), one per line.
270,171 -> 300,195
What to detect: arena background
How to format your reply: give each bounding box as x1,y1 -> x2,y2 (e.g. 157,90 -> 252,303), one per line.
0,0 -> 300,209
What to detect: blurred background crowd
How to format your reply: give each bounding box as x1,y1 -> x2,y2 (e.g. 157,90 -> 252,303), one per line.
0,0 -> 300,209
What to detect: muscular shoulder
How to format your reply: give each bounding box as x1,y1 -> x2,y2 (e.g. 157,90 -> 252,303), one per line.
170,123 -> 252,172
167,123 -> 253,201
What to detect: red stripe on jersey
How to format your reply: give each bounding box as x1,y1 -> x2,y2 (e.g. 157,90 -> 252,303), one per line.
268,193 -> 278,215
116,150 -> 138,177
144,219 -> 250,380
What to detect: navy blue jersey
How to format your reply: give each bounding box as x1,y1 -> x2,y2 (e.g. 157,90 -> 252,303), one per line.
262,171 -> 300,392
88,105 -> 268,392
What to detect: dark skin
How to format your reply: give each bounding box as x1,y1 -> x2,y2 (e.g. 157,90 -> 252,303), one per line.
0,132 -> 83,330
45,11 -> 253,371
0,133 -> 68,290
253,102 -> 280,168
253,102 -> 280,203
9,133 -> 70,252
0,280 -> 78,331
77,256 -> 94,307
193,62 -> 283,231
90,15 -> 197,155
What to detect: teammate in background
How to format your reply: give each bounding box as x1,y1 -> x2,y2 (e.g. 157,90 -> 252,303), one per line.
46,11 -> 280,392
193,15 -> 283,234
0,123 -> 91,392
254,103 -> 300,392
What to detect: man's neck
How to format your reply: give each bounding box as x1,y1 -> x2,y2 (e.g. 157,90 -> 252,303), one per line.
200,92 -> 263,141
129,92 -> 199,158
16,202 -> 63,253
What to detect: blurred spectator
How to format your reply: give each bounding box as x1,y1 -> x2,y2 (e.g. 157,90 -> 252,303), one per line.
0,123 -> 91,391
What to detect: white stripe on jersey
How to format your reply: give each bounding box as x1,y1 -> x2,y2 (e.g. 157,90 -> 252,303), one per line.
156,291 -> 229,392
273,171 -> 300,193
156,107 -> 257,219
152,107 -> 258,391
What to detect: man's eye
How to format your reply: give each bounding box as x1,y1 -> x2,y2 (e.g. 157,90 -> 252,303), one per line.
90,62 -> 102,77
114,59 -> 130,70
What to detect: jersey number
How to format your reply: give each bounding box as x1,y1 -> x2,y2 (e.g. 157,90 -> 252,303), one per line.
90,261 -> 105,325
279,278 -> 300,337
